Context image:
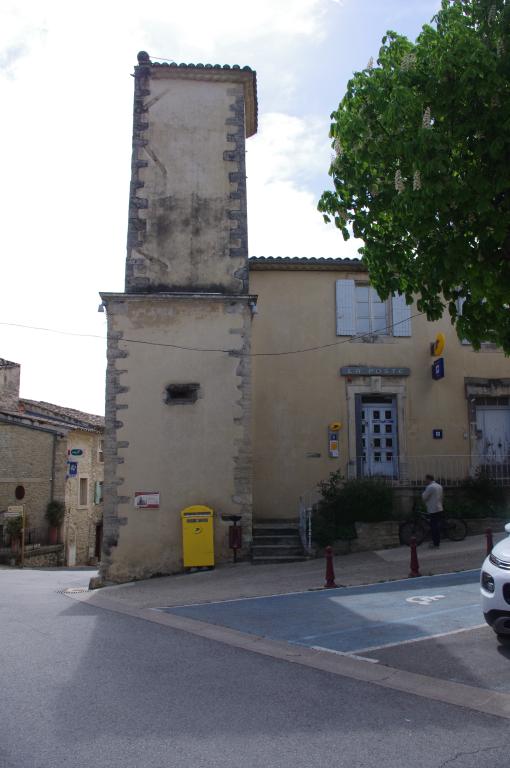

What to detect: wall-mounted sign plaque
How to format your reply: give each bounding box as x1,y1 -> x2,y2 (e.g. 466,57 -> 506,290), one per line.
134,491 -> 160,509
340,366 -> 410,377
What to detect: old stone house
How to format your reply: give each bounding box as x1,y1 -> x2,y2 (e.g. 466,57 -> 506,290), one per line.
0,359 -> 104,566
99,54 -> 510,584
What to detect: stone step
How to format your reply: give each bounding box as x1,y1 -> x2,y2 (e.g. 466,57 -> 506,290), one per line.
250,519 -> 305,564
253,526 -> 299,537
251,554 -> 308,565
251,534 -> 302,546
251,544 -> 304,558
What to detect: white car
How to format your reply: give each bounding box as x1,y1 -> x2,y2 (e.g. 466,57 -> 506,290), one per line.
481,522 -> 510,637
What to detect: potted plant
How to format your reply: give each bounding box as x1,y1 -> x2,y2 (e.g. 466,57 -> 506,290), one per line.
45,500 -> 65,544
6,516 -> 23,552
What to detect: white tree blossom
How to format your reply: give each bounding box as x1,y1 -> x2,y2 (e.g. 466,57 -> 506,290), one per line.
394,169 -> 405,193
333,138 -> 344,157
400,52 -> 417,71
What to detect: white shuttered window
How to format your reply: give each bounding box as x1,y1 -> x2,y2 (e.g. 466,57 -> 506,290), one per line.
336,279 -> 357,336
335,280 -> 412,337
456,297 -> 471,345
391,293 -> 412,336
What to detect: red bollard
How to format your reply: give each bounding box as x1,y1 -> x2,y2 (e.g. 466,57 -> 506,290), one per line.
409,536 -> 421,578
486,528 -> 494,555
324,545 -> 337,588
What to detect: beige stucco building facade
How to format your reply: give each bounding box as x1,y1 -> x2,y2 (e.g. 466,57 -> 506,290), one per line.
250,258 -> 510,520
100,55 -> 257,583
99,54 -> 510,583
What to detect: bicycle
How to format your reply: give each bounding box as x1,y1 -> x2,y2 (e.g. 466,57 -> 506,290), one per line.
399,509 -> 468,546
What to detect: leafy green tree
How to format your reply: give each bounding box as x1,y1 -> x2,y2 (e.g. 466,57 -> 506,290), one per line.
319,0 -> 510,351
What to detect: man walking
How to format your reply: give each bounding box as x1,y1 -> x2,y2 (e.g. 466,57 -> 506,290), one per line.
422,474 -> 443,548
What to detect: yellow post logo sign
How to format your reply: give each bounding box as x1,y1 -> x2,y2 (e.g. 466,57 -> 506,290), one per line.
430,332 -> 445,357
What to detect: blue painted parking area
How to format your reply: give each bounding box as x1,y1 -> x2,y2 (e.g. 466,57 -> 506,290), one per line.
161,570 -> 484,655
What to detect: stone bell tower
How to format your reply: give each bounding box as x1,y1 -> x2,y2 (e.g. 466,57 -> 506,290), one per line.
100,53 -> 257,583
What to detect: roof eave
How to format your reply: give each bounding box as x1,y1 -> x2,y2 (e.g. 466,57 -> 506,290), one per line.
248,257 -> 367,272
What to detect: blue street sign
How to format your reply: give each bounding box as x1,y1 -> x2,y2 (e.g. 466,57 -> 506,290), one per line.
68,461 -> 78,477
432,357 -> 445,380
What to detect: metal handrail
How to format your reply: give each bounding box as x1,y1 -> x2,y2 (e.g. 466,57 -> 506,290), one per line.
298,488 -> 321,554
354,454 -> 510,487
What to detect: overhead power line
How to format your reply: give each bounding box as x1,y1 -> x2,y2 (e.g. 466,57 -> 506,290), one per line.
0,313 -> 425,357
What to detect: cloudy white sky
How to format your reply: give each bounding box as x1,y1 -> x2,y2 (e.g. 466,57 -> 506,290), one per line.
1,0 -> 439,415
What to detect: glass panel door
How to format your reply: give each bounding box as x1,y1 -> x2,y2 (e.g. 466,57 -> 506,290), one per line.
361,401 -> 397,478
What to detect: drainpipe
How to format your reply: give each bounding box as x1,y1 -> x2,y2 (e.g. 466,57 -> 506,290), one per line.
50,433 -> 58,502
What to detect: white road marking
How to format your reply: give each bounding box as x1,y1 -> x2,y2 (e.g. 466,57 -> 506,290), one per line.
406,594 -> 446,605
353,623 -> 487,655
310,645 -> 380,663
299,603 -> 480,642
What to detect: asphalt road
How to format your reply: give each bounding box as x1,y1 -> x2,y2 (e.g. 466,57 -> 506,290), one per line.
1,567 -> 510,768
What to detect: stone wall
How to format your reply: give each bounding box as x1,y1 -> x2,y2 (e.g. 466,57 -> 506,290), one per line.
24,545 -> 64,568
0,545 -> 64,567
0,420 -> 103,566
0,360 -> 20,411
0,422 -> 67,529
465,517 -> 507,535
350,521 -> 401,552
64,430 -> 104,565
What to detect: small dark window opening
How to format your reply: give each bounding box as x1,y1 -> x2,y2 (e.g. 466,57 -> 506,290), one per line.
165,383 -> 200,405
15,485 -> 25,500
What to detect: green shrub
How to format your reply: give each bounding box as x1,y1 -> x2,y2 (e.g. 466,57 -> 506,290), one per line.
312,472 -> 394,545
6,516 -> 22,537
45,500 -> 65,527
337,478 -> 394,523
409,472 -> 508,520
311,510 -> 341,548
456,472 -> 507,518
409,475 -> 507,520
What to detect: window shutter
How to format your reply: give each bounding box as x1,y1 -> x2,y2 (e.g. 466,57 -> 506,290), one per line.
391,293 -> 412,336
456,298 -> 471,344
336,279 -> 356,336
94,481 -> 102,505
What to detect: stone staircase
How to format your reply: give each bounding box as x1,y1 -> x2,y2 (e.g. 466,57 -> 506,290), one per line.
251,520 -> 307,565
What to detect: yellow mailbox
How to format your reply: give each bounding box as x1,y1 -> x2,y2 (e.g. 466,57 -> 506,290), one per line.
181,505 -> 214,568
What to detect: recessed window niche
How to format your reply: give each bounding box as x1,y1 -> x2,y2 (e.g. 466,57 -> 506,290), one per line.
164,383 -> 200,405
